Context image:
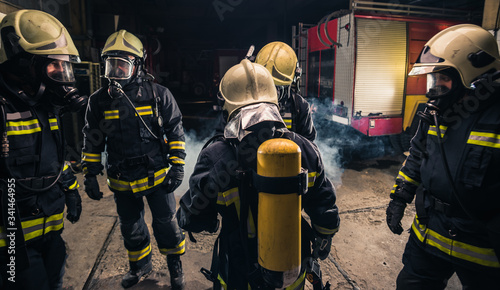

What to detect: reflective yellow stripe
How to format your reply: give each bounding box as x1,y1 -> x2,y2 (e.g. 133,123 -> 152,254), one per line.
82,152 -> 101,163
284,118 -> 292,129
0,213 -> 64,247
397,171 -> 420,186
104,110 -> 119,119
159,239 -> 186,255
390,183 -> 398,194
169,156 -> 185,165
128,243 -> 151,262
134,106 -> 153,116
217,274 -> 228,290
6,119 -> 41,136
49,118 -> 59,130
217,188 -> 239,206
0,229 -> 6,247
412,216 -> 500,268
107,167 -> 168,193
313,224 -> 339,236
428,125 -> 447,138
467,131 -> 500,148
217,187 -> 242,219
308,172 -> 317,188
285,270 -> 306,290
168,141 -> 185,150
68,180 -> 79,190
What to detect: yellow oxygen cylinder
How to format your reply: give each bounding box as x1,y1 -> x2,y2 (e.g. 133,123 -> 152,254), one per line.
257,138 -> 301,288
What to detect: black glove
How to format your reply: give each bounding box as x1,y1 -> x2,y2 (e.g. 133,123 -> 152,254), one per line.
312,234 -> 333,260
65,189 -> 82,223
84,175 -> 103,200
164,165 -> 184,193
386,197 -> 407,235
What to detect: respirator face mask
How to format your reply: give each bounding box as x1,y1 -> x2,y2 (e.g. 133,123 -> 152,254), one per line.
42,58 -> 87,112
426,72 -> 453,99
104,56 -> 137,98
104,56 -> 135,80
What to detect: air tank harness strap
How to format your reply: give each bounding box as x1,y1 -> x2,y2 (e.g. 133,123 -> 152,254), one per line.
16,175 -> 58,190
200,233 -> 222,288
252,168 -> 308,195
415,186 -> 428,226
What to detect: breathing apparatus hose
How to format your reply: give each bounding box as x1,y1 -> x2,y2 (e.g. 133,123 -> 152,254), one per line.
432,111 -> 477,220
110,82 -> 160,140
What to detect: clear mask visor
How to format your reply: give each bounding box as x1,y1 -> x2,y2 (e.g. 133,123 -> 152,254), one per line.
104,57 -> 134,80
46,60 -> 75,83
427,72 -> 453,98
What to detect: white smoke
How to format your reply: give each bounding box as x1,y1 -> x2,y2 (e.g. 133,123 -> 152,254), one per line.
175,129 -> 212,197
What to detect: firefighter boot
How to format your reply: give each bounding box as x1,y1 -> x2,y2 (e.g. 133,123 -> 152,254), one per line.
121,260 -> 153,288
167,255 -> 185,290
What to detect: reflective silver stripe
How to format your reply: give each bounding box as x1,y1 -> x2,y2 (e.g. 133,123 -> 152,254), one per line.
412,217 -> 500,267
127,243 -> 151,262
6,111 -> 32,120
307,172 -> 317,187
159,239 -> 186,255
428,125 -> 447,137
104,110 -> 119,119
169,156 -> 185,165
135,106 -> 153,116
107,168 -> 168,193
6,119 -> 41,135
82,152 -> 101,162
467,131 -> 500,148
49,118 -> 59,130
217,188 -> 239,206
168,141 -> 185,150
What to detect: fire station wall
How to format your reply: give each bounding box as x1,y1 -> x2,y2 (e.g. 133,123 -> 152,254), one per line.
354,18 -> 407,117
333,13 -> 355,123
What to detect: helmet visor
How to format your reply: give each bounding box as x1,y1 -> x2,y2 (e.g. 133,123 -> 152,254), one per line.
104,57 -> 134,80
416,45 -> 445,64
426,72 -> 453,98
46,60 -> 75,83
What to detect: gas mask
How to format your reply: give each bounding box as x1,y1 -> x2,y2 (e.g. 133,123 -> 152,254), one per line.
39,58 -> 87,112
424,68 -> 465,112
104,55 -> 138,87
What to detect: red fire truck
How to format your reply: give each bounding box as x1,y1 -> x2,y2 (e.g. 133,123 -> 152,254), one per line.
294,0 -> 472,151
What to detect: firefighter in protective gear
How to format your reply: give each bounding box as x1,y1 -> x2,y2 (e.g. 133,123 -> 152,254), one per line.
0,9 -> 83,289
176,59 -> 339,289
82,30 -> 186,289
386,24 -> 500,289
255,41 -> 316,141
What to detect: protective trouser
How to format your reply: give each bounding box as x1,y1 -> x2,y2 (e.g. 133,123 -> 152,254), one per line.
0,232 -> 66,290
397,237 -> 500,290
113,183 -> 185,270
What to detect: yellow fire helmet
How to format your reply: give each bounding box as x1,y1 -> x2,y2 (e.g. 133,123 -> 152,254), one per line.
0,9 -> 80,64
102,29 -> 143,58
255,41 -> 298,86
409,24 -> 500,89
220,59 -> 278,119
